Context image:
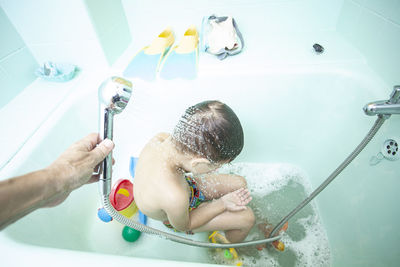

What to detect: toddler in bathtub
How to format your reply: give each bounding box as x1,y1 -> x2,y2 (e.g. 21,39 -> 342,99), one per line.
133,100 -> 254,242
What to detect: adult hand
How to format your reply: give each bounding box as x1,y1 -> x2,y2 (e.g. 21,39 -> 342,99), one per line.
0,133 -> 115,229
45,133 -> 114,206
220,188 -> 252,212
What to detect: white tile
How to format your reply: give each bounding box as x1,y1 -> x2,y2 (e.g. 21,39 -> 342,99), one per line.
0,72 -> 85,169
0,0 -> 98,44
122,0 -> 344,38
29,40 -> 108,70
337,0 -> 363,38
351,6 -> 386,57
371,21 -> 400,85
363,0 -> 400,25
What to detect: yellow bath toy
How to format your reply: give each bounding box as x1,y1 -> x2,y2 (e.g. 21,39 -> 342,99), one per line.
208,231 -> 243,266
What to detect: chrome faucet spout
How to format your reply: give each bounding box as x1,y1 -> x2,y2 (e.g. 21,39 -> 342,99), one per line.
389,85 -> 400,104
364,86 -> 400,117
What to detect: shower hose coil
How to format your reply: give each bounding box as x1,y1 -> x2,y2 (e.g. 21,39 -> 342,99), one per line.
101,195 -> 281,248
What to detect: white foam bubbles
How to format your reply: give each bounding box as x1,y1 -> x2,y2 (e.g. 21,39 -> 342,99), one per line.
208,162 -> 331,267
284,215 -> 331,267
218,162 -> 312,196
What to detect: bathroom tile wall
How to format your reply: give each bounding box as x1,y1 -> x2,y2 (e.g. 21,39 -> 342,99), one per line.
0,0 -> 109,72
337,0 -> 400,86
84,0 -> 132,65
121,0 -> 345,51
0,6 -> 37,109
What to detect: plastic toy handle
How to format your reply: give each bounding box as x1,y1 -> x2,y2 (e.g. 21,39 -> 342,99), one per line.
117,188 -> 130,197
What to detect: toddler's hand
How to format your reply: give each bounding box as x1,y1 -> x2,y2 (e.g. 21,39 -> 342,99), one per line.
221,188 -> 252,212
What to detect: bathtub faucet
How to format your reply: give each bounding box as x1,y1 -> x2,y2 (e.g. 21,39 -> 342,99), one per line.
98,77 -> 133,196
363,85 -> 400,118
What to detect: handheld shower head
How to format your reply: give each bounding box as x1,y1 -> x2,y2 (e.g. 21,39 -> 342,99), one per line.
98,76 -> 132,114
98,77 -> 133,195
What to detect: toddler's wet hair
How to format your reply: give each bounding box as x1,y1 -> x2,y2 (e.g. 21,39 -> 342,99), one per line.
172,100 -> 244,163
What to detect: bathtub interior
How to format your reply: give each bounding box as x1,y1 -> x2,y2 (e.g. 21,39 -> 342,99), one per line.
1,0 -> 400,266
2,64 -> 399,266
112,70 -> 400,266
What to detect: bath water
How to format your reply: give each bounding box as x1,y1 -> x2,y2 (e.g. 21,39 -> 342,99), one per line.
207,162 -> 331,267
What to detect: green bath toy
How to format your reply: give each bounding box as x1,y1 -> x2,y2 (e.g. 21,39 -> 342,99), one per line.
122,226 -> 141,242
224,249 -> 233,259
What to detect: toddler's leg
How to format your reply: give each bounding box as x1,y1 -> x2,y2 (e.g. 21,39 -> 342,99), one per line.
193,207 -> 255,243
193,173 -> 247,200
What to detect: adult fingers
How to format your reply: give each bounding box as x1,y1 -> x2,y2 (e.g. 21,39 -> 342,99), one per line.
89,157 -> 114,184
90,139 -> 114,165
87,175 -> 100,184
77,133 -> 99,150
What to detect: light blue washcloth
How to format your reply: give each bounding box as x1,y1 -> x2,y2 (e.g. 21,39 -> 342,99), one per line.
35,62 -> 77,82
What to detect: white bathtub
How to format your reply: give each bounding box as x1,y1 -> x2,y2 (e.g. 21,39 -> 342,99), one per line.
1,43 -> 399,266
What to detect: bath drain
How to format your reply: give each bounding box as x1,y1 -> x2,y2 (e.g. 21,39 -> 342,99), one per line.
370,138 -> 400,165
382,139 -> 399,160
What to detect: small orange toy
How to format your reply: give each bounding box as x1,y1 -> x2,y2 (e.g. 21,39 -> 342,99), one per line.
256,221 -> 288,251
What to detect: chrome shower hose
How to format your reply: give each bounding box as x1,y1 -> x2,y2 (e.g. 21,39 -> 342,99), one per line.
101,195 -> 281,248
101,117 -> 385,248
269,116 -> 386,237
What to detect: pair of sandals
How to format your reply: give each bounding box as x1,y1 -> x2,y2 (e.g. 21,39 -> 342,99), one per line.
123,26 -> 199,81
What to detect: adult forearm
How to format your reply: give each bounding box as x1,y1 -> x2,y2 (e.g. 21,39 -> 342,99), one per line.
0,134 -> 114,231
0,168 -> 61,230
187,198 -> 226,230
